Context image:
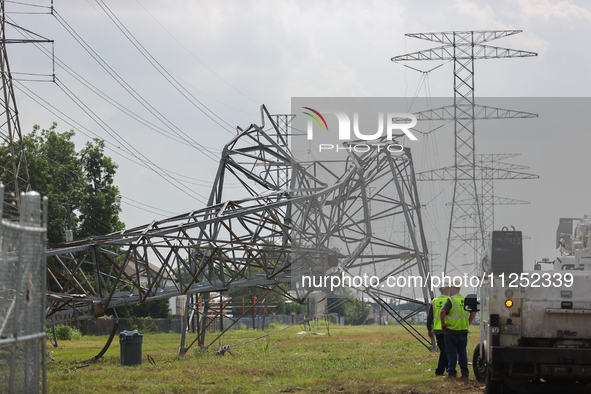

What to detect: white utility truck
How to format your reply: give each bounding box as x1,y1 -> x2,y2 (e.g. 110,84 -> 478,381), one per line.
469,217 -> 591,393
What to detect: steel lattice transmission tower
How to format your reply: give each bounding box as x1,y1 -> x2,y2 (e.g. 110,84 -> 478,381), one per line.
476,153 -> 535,235
0,0 -> 52,215
0,0 -> 29,212
392,30 -> 537,274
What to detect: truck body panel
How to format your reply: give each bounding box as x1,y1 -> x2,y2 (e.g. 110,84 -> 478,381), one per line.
476,217 -> 591,392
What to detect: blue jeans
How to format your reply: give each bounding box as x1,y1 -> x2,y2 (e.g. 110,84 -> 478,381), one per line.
444,333 -> 469,377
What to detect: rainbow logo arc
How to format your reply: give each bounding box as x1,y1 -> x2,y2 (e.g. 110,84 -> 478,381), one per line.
302,107 -> 329,132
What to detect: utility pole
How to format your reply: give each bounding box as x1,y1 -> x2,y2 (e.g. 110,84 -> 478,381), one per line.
64,197 -> 73,242
392,30 -> 537,275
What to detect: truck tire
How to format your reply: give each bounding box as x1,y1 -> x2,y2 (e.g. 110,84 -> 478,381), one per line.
485,366 -> 503,394
472,344 -> 486,382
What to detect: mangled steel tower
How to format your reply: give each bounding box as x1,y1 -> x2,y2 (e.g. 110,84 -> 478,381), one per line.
46,106 -> 434,352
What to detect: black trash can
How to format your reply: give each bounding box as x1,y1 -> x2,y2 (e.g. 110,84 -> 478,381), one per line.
119,330 -> 143,366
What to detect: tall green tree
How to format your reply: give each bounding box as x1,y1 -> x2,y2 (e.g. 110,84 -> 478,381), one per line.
78,138 -> 124,238
0,123 -> 124,243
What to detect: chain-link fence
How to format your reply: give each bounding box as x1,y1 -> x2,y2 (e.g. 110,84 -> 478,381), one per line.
0,187 -> 47,394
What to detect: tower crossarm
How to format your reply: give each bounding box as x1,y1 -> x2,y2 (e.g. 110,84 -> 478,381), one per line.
414,104 -> 537,121
477,153 -> 519,162
449,196 -> 530,206
392,44 -> 537,62
492,196 -> 530,205
477,155 -> 530,171
476,45 -> 538,59
416,165 -> 538,181
484,168 -> 538,180
405,30 -> 523,45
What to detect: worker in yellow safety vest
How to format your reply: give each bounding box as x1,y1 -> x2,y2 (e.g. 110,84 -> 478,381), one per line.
426,287 -> 451,376
439,286 -> 476,378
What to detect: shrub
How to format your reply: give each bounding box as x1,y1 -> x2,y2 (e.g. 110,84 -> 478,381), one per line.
55,324 -> 73,340
71,328 -> 82,340
48,324 -> 83,341
126,317 -> 138,331
49,324 -> 81,340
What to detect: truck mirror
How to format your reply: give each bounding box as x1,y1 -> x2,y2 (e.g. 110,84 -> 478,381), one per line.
464,294 -> 480,312
534,263 -> 541,270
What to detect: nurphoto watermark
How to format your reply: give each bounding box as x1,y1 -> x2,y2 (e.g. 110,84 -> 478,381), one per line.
301,272 -> 574,292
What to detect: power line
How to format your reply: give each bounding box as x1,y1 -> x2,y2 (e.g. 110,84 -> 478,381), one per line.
6,1 -> 51,9
3,133 -> 182,219
7,14 -> 222,163
94,0 -> 236,135
52,9 -> 224,164
133,0 -> 264,113
14,80 -> 226,188
37,149 -> 181,218
55,78 -> 210,204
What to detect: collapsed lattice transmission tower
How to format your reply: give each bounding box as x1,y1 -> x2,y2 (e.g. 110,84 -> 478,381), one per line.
392,30 -> 537,275
46,106 -> 435,352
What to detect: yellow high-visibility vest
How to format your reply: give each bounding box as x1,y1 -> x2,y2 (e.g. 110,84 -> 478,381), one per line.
444,293 -> 469,331
432,295 -> 449,331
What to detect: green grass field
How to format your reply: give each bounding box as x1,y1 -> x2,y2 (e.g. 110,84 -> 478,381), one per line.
46,324 -> 485,393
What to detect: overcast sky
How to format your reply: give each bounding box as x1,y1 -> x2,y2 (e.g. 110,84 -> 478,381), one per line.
6,0 -> 591,272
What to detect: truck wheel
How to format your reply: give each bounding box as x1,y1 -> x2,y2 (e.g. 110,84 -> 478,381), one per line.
485,366 -> 503,394
472,344 -> 486,382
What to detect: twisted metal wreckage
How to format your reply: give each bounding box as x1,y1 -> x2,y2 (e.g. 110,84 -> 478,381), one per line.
45,106 -> 433,355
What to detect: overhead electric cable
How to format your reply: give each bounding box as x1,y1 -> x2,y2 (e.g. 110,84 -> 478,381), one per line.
134,0 -> 264,110
94,0 -> 236,135
7,15 -> 222,161
6,0 -> 51,9
28,147 -> 182,218
55,78 -> 209,204
52,9 -> 225,159
12,10 -> 212,203
14,80 -> 232,190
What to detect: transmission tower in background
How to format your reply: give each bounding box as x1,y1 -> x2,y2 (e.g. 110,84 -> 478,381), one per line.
476,153 -> 535,235
392,30 -> 537,275
0,0 -> 52,215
